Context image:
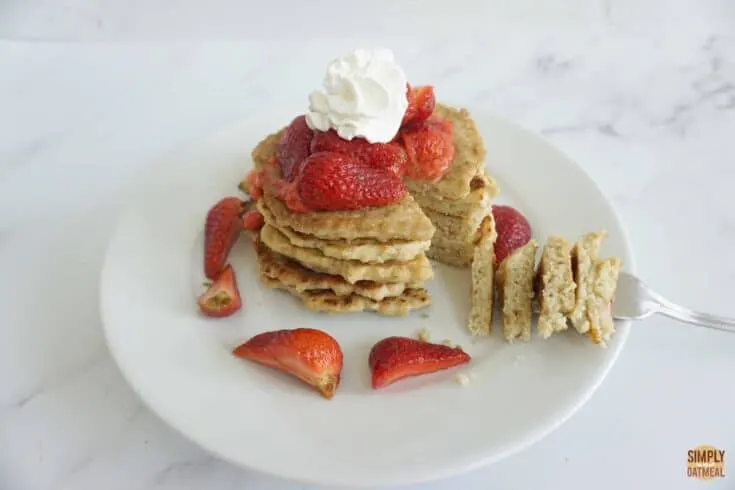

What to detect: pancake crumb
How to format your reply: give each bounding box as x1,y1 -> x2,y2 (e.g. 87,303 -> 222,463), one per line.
418,328 -> 431,342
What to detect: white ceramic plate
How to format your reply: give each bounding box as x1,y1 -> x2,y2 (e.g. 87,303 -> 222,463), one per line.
100,107 -> 634,488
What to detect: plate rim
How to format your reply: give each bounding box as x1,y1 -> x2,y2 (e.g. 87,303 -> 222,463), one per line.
99,109 -> 636,488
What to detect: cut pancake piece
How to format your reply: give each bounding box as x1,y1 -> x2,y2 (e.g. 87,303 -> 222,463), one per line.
254,237 -> 420,302
260,225 -> 434,285
467,216 -> 497,336
496,240 -> 538,342
262,276 -> 431,316
259,191 -> 435,243
536,236 -> 576,339
258,201 -> 430,263
405,103 -> 487,200
569,231 -> 622,345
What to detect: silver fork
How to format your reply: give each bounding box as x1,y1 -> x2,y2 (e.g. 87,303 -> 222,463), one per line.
612,272 -> 735,333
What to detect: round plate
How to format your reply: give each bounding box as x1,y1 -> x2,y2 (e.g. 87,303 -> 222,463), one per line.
100,107 -> 634,488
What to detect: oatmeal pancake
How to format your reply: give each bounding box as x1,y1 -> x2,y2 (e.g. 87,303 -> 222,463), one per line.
259,225 -> 434,285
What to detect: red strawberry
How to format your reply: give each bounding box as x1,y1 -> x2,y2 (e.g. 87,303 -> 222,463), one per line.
369,336 -> 471,389
198,265 -> 242,318
402,85 -> 436,127
204,197 -> 245,280
241,210 -> 264,231
233,328 -> 344,399
492,205 -> 532,266
277,115 -> 314,182
310,129 -> 406,176
400,117 -> 455,181
243,169 -> 263,200
297,151 -> 407,211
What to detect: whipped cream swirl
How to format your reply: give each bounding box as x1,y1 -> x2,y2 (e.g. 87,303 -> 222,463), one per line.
305,48 -> 408,144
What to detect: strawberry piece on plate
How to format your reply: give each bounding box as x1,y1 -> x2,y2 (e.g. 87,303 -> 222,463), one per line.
492,204 -> 532,266
277,115 -> 314,182
310,129 -> 406,176
369,336 -> 471,389
233,328 -> 344,399
203,196 -> 245,280
198,265 -> 242,318
297,151 -> 407,211
400,117 -> 454,182
402,85 -> 436,127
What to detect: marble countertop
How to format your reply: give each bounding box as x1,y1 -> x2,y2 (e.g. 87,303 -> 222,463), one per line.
1,19 -> 735,490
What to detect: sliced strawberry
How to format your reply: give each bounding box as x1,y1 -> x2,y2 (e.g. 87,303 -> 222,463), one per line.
365,141 -> 407,177
241,210 -> 264,231
204,197 -> 245,280
297,151 -> 407,211
401,85 -> 436,127
233,328 -> 344,399
272,177 -> 309,213
243,169 -> 264,200
400,117 -> 455,182
198,265 -> 242,318
369,336 -> 471,389
277,115 -> 314,182
492,205 -> 532,266
310,129 -> 406,176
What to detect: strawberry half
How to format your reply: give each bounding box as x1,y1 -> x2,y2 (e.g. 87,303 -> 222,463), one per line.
400,117 -> 455,182
243,169 -> 264,200
492,205 -> 532,266
402,85 -> 436,127
198,265 -> 242,318
310,129 -> 407,176
203,197 -> 245,280
233,328 -> 344,399
297,151 -> 407,211
369,336 -> 471,389
277,115 -> 314,182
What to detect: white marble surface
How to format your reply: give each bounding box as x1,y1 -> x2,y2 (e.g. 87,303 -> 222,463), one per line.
2,23 -> 735,490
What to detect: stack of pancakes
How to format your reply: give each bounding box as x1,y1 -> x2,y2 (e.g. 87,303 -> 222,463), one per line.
251,137 -> 437,316
406,104 -> 498,267
246,102 -> 500,317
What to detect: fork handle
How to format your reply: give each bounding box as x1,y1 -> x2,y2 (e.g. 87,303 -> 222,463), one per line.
657,299 -> 735,333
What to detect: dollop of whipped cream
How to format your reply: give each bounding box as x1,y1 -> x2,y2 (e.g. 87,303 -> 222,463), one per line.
305,48 -> 408,144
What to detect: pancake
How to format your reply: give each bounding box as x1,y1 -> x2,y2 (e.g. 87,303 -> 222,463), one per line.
423,205 -> 491,244
427,210 -> 496,268
467,216 -> 497,336
259,225 -> 434,285
496,240 -> 538,342
261,276 -> 431,316
569,231 -> 621,346
411,173 -> 498,217
254,237 -> 420,302
536,236 -> 576,339
258,200 -> 430,263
